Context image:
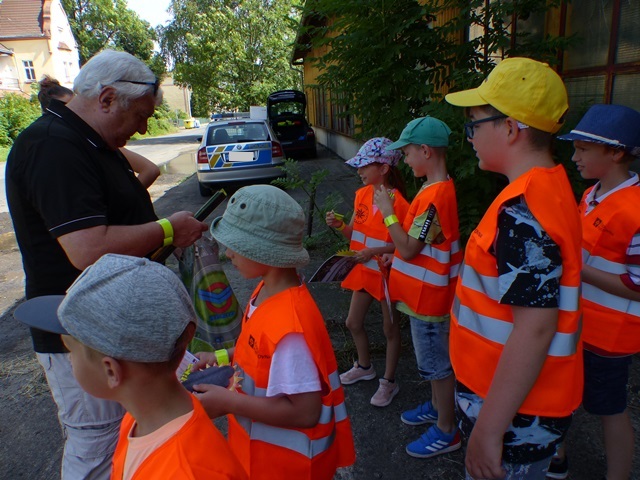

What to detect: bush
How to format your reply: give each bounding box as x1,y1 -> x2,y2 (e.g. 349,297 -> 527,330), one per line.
131,101 -> 178,139
0,94 -> 41,148
0,145 -> 10,163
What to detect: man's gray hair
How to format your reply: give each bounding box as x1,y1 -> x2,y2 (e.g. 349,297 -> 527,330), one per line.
74,50 -> 162,106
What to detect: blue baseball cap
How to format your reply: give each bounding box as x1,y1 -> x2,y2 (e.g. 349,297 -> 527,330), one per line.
558,104 -> 640,157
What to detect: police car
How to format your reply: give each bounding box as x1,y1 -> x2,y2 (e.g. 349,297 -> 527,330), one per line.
195,118 -> 285,196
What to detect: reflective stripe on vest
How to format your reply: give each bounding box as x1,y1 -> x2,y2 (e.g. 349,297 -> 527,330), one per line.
399,238 -> 461,266
460,263 -> 580,313
583,283 -> 640,317
235,415 -> 337,459
582,250 -> 640,317
392,257 -> 451,287
351,230 -> 394,249
351,230 -> 392,274
452,297 -> 579,357
583,248 -> 626,275
240,370 -> 349,425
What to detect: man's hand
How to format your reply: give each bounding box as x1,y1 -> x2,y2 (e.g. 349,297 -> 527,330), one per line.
167,211 -> 207,248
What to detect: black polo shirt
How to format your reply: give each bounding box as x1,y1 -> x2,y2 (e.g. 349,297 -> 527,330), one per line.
6,100 -> 158,352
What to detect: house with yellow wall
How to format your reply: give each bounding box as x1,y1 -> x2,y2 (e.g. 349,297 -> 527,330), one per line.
293,1 -> 640,157
0,0 -> 79,97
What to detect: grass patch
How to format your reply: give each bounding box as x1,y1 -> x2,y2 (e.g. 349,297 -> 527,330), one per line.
0,354 -> 49,399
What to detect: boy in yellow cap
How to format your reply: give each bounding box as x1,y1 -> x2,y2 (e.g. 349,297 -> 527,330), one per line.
445,57 -> 583,479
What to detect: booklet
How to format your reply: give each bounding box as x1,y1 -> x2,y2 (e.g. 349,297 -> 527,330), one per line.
308,251 -> 357,283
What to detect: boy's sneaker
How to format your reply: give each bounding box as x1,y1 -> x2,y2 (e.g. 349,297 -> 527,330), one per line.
370,378 -> 399,407
401,400 -> 438,425
406,425 -> 461,459
339,362 -> 376,385
546,455 -> 568,479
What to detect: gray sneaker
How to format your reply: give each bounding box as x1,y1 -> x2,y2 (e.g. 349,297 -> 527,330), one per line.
339,362 -> 376,385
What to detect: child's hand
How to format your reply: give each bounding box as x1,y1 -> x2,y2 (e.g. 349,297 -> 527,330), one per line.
465,428 -> 506,480
191,352 -> 219,372
192,383 -> 236,418
381,253 -> 394,267
354,248 -> 374,263
325,210 -> 344,228
373,185 -> 394,218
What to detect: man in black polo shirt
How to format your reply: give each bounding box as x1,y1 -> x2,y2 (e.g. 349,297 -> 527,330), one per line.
5,50 -> 207,479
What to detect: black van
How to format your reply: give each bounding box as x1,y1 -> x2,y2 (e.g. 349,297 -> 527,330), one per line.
267,90 -> 317,158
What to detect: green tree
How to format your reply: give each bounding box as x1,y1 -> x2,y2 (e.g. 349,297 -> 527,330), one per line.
62,0 -> 165,76
160,0 -> 301,116
301,0 -> 574,239
0,94 -> 41,148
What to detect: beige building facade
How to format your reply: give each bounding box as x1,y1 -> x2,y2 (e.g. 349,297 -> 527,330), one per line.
0,0 -> 79,96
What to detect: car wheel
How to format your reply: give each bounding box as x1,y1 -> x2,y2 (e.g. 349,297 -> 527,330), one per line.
199,182 -> 212,197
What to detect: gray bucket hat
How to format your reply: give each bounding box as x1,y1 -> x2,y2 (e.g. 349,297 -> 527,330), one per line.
210,185 -> 309,268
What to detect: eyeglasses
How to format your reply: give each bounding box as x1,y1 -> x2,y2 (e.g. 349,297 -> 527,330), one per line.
464,114 -> 507,139
114,78 -> 160,96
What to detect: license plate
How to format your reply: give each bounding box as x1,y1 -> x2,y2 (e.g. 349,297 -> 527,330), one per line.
228,151 -> 255,162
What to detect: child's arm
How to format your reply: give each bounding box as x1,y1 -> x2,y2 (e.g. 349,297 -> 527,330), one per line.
373,185 -> 431,260
194,384 -> 322,429
465,305 -> 558,479
582,264 -> 640,301
120,147 -> 161,189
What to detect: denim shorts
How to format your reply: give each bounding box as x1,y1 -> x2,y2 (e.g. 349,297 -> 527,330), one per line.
409,316 -> 452,381
583,349 -> 632,415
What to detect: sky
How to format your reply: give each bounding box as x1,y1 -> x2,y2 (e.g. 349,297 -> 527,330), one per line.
127,0 -> 173,28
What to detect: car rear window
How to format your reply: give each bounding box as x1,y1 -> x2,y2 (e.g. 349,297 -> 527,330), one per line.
206,123 -> 269,145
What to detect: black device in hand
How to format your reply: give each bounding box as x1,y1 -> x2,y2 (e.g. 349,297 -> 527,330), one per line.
182,365 -> 235,392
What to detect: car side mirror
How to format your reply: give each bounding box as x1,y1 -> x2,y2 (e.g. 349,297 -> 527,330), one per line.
196,136 -> 202,142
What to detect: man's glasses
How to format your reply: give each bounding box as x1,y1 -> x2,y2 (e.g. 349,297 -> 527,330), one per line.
115,78 -> 160,96
463,114 -> 506,139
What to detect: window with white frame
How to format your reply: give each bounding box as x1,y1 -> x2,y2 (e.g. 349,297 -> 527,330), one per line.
23,60 -> 35,81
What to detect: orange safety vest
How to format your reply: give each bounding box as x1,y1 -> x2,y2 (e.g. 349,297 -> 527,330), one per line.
580,183 -> 640,353
450,165 -> 583,417
389,179 -> 461,316
229,282 -> 355,480
111,395 -> 247,480
341,185 -> 409,300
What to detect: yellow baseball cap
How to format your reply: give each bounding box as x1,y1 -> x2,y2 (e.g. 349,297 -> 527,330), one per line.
445,57 -> 568,133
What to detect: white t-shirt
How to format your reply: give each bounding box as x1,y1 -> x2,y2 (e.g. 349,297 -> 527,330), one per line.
247,300 -> 321,397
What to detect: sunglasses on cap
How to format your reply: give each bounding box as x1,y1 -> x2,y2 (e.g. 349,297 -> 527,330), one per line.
114,78 -> 160,96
